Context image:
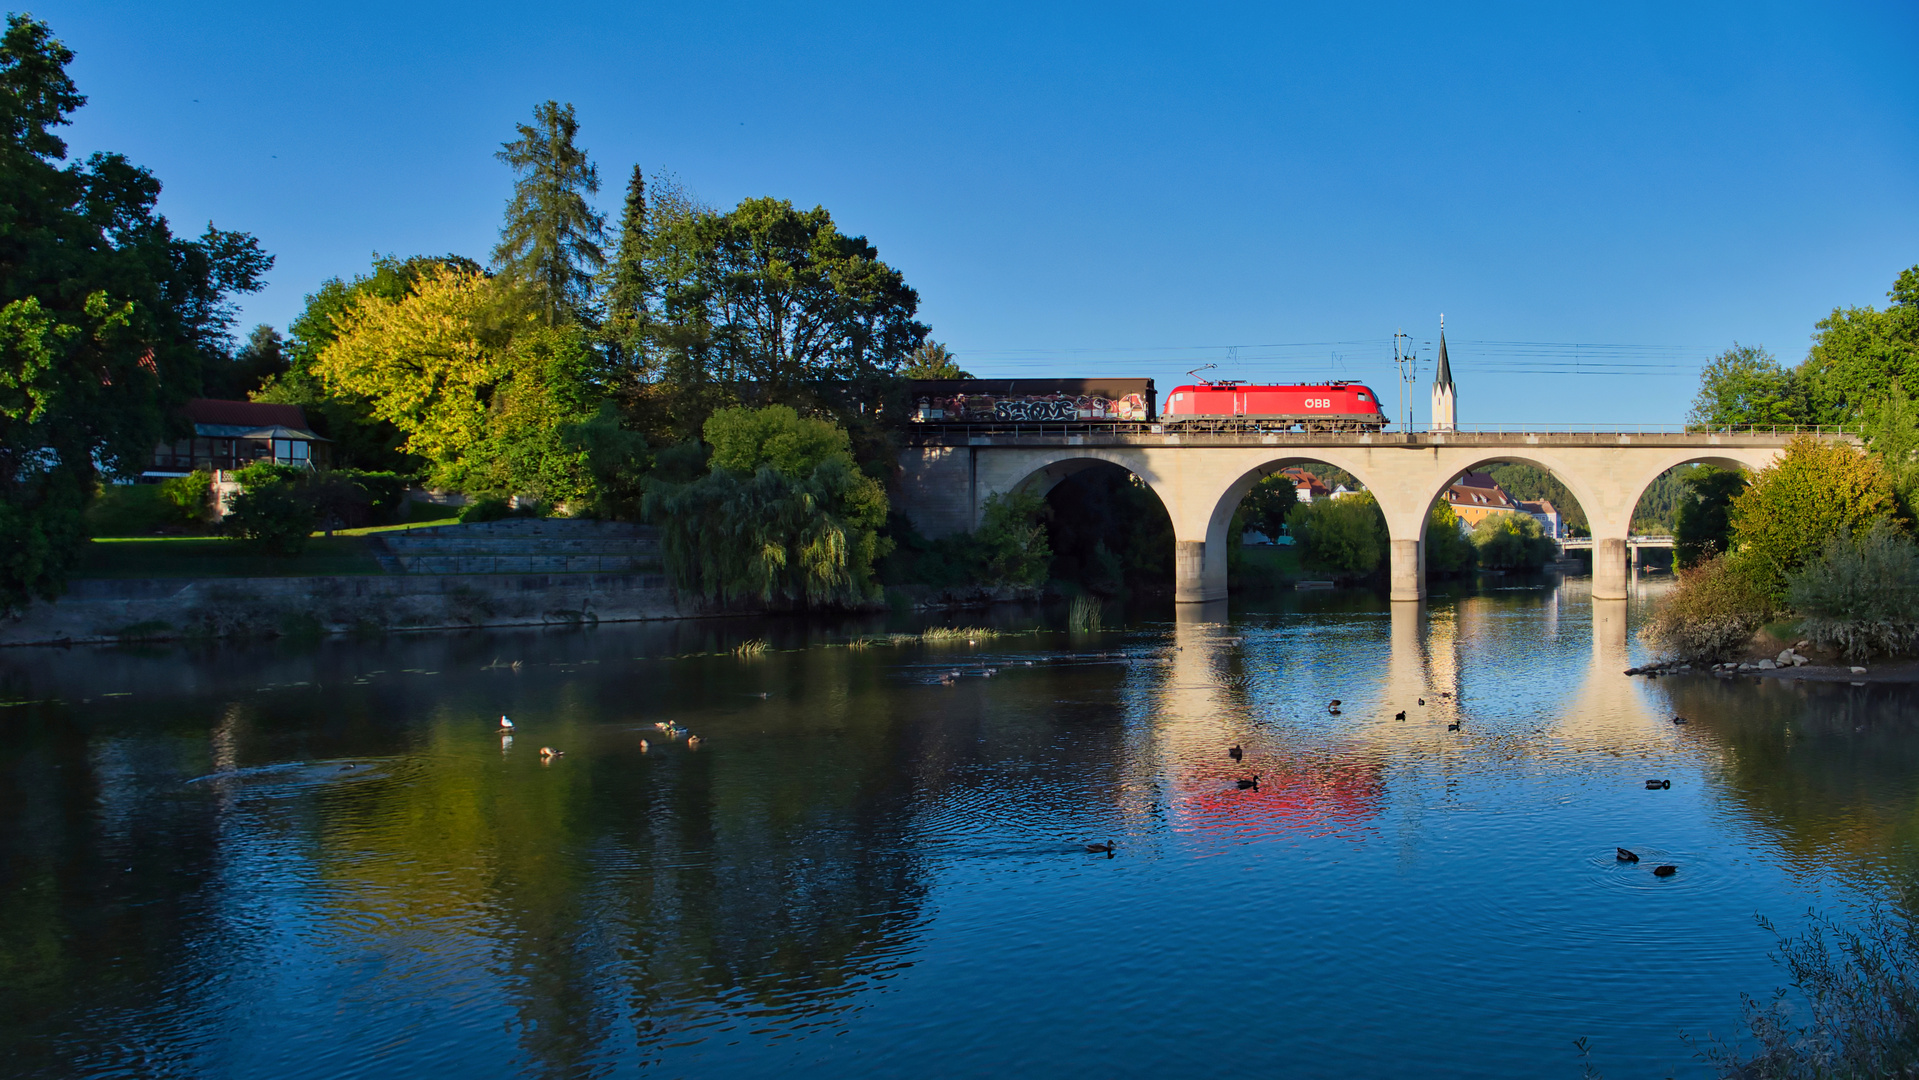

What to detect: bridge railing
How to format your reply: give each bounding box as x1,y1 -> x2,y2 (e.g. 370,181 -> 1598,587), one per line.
900,421 -> 1860,440
1557,535 -> 1676,548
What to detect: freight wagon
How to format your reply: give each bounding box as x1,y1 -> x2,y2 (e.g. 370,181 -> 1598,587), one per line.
907,379 -> 1157,424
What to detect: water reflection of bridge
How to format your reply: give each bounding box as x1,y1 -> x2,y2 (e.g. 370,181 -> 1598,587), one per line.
1148,589 -> 1664,834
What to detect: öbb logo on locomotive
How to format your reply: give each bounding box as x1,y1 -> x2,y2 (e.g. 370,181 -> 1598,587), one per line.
908,377 -> 1388,432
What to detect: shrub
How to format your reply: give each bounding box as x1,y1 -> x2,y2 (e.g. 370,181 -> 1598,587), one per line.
458,497 -> 514,523
1787,522 -> 1919,661
1730,437 -> 1899,601
1644,555 -> 1772,662
1704,907 -> 1919,1080
1471,512 -> 1557,570
1286,492 -> 1385,574
158,470 -> 214,526
222,476 -> 319,556
88,477 -> 210,536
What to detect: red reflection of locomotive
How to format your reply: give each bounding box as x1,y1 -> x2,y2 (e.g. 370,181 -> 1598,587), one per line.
1161,380 -> 1389,432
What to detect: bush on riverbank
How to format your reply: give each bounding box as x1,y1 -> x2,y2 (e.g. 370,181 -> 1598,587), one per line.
1704,907 -> 1919,1079
1645,555 -> 1773,662
1787,523 -> 1919,661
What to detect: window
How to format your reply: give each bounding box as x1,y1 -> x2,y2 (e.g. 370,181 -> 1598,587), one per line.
1357,393 -> 1369,401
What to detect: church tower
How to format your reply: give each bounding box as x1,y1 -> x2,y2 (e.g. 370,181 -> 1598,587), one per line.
1430,316 -> 1456,432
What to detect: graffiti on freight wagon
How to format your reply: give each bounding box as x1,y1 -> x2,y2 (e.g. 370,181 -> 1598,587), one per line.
915,392 -> 1152,423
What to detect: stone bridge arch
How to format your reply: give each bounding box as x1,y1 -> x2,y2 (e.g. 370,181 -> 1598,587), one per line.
894,432 -> 1834,605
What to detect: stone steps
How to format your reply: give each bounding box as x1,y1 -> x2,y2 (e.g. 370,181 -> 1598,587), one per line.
368,519 -> 664,576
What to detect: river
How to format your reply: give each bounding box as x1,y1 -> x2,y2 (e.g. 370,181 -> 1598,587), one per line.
3,578 -> 1915,1078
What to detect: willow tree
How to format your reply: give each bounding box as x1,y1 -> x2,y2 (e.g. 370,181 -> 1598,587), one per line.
645,405 -> 888,607
492,101 -> 606,327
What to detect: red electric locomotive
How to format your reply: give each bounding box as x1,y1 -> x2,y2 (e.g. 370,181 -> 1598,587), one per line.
1160,380 -> 1388,432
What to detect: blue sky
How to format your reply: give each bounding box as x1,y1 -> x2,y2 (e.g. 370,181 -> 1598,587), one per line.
31,1 -> 1919,426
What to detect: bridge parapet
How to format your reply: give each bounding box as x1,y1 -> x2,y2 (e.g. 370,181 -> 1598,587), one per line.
903,425 -> 1856,449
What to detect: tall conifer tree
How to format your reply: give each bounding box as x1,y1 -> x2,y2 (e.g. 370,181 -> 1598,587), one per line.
603,164 -> 652,366
492,101 -> 606,326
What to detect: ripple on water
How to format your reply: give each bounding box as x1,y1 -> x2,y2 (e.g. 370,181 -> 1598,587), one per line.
184,757 -> 418,798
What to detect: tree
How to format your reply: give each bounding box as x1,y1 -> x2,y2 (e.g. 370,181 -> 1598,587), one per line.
903,341 -> 970,379
657,197 -> 927,413
1286,493 -> 1385,574
311,267 -> 600,504
204,323 -> 287,399
1470,512 -> 1556,570
644,406 -> 890,607
493,101 -> 606,327
1728,437 -> 1899,601
1673,465 -> 1747,568
1235,473 -> 1297,542
971,490 -> 1050,586
703,403 -> 848,478
0,15 -> 270,613
601,165 -> 651,370
1425,501 -> 1477,574
256,253 -> 480,474
1800,265 -> 1919,426
1688,344 -> 1807,428
1859,381 -> 1919,522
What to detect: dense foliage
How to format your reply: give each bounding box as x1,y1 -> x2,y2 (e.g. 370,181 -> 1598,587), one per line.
1424,501 -> 1477,574
0,15 -> 269,611
644,406 -> 888,607
310,267 -> 601,506
1706,907 -> 1919,1080
1235,473 -> 1299,543
1688,265 -> 1919,430
1043,466 -> 1174,594
1673,466 -> 1747,568
1787,523 -> 1919,661
1470,511 -> 1555,569
902,341 -> 970,379
1728,438 -> 1898,602
1286,493 -> 1386,575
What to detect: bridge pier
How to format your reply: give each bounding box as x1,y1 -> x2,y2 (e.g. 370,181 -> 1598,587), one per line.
1389,538 -> 1425,602
1592,537 -> 1629,600
1175,540 -> 1226,604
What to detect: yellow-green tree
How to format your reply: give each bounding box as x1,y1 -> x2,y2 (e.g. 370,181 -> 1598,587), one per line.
312,268 -> 600,505
1728,437 -> 1899,600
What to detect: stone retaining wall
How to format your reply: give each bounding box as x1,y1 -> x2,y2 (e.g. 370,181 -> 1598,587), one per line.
3,572 -> 697,646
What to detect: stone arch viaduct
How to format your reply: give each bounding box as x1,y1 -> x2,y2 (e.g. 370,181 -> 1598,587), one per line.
895,428 -> 1842,602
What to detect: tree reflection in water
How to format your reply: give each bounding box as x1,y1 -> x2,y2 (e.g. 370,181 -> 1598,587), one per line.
4,591 -> 1919,1078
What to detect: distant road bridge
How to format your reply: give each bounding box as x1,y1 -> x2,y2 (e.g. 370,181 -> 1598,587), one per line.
895,424 -> 1853,603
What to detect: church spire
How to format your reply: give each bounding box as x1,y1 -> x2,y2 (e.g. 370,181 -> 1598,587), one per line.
1431,314 -> 1456,432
